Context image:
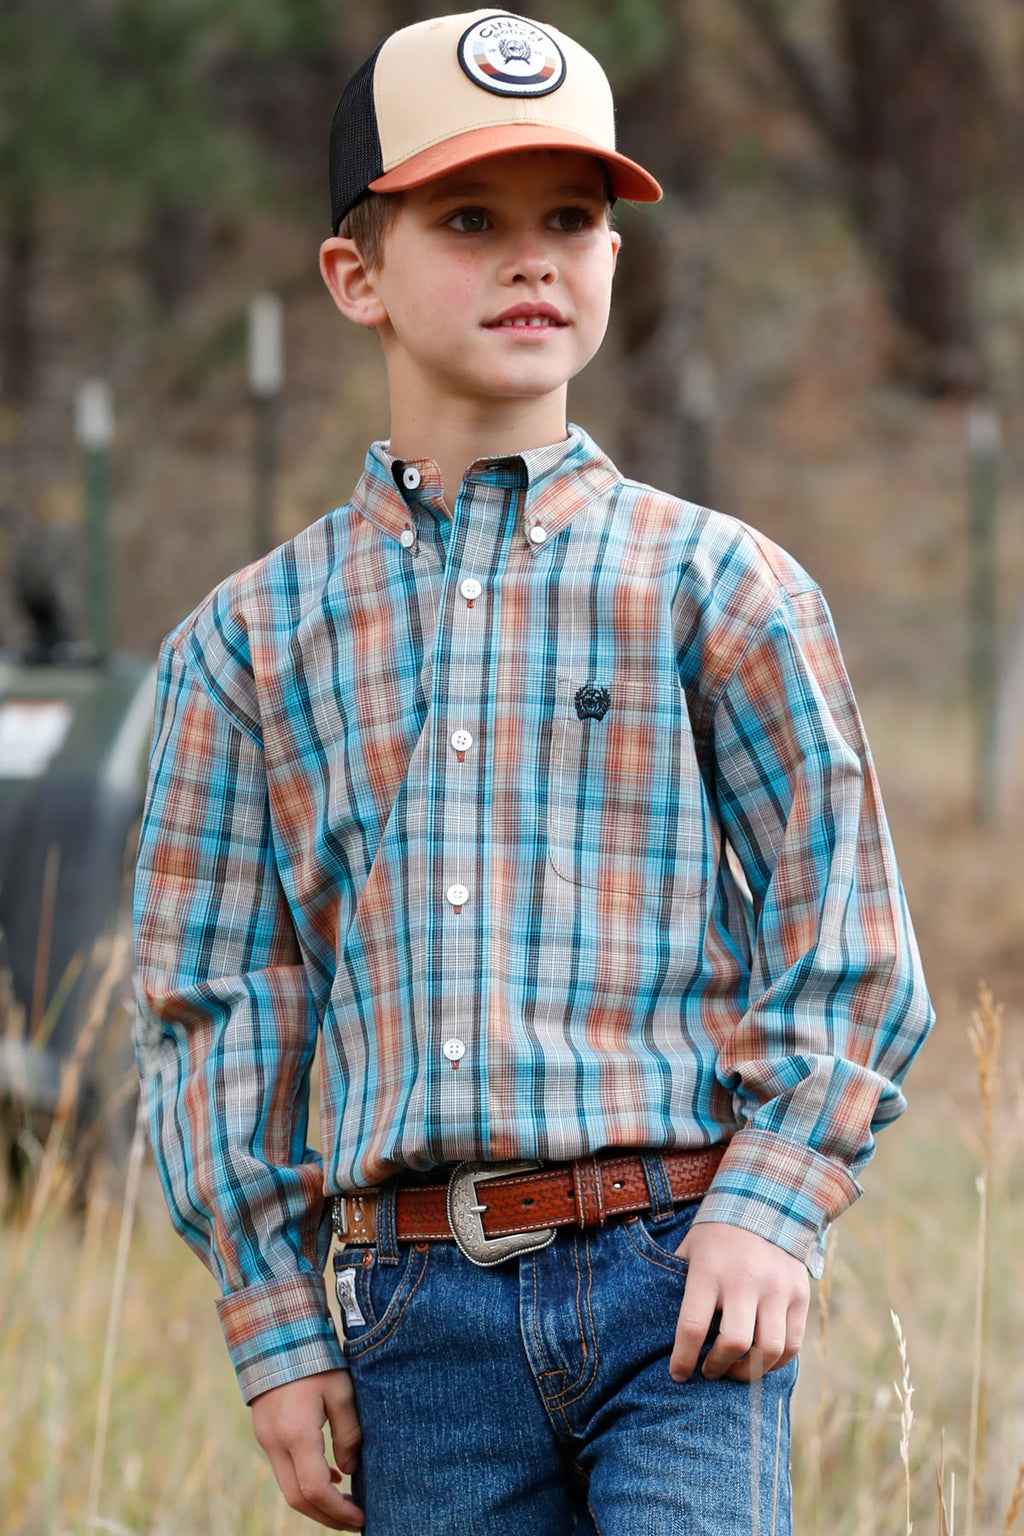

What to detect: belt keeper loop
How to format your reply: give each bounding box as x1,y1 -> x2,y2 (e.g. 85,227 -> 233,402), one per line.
572,1154 -> 606,1228
375,1178 -> 400,1265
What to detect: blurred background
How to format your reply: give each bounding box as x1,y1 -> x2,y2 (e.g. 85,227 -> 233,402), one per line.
2,3 -> 1024,1533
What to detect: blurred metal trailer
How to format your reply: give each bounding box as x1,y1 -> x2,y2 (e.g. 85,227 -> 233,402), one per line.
0,649 -> 156,1191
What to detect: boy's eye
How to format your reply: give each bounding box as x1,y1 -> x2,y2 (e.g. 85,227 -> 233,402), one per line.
547,206 -> 595,233
446,207 -> 491,233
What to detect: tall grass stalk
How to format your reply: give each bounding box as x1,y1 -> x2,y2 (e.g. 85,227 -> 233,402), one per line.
85,1093 -> 147,1534
890,1308 -> 915,1536
1003,1461 -> 1024,1532
749,1344 -> 764,1536
966,981 -> 1002,1536
812,1229 -> 836,1536
0,929 -> 128,1342
30,840 -> 60,1036
771,1395 -> 783,1536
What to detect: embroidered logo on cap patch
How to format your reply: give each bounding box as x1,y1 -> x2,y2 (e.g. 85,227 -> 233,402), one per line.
458,14 -> 567,98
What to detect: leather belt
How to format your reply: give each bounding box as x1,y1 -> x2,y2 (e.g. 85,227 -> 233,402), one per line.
331,1145 -> 725,1269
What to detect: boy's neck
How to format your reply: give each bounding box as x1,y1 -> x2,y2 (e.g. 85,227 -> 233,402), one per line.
386,387 -> 570,512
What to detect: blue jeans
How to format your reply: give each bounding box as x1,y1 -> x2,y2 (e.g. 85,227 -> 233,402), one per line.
336,1153 -> 798,1536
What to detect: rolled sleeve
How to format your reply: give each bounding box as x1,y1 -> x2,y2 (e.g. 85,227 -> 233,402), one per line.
216,1272 -> 347,1404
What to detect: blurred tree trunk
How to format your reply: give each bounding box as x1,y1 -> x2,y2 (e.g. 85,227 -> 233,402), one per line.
735,0 -> 999,396
144,199 -> 208,316
1,188 -> 35,411
609,1 -> 715,496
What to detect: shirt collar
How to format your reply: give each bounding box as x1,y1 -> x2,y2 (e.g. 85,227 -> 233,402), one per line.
349,423 -> 620,551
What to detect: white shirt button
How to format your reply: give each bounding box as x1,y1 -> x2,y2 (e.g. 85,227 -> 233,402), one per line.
442,1038 -> 466,1061
528,525 -> 548,544
399,528 -> 416,548
450,729 -> 473,753
460,577 -> 482,600
446,883 -> 469,908
402,465 -> 422,491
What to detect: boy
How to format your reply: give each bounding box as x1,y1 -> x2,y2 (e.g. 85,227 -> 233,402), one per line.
132,12 -> 934,1535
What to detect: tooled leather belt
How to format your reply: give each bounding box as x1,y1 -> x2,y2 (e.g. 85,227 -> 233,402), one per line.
331,1144 -> 726,1269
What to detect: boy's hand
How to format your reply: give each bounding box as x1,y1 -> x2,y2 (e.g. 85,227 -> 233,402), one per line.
251,1369 -> 365,1531
668,1222 -> 810,1383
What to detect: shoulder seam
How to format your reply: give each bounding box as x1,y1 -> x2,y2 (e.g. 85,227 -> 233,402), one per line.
168,629 -> 264,751
708,585 -> 822,716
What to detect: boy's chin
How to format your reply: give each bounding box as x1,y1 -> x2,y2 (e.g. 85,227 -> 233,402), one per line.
464,364 -> 579,399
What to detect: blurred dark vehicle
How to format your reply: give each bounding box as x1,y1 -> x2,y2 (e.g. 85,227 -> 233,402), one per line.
0,513 -> 155,1201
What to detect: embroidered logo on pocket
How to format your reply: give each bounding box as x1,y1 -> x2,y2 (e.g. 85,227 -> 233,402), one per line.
574,683 -> 610,720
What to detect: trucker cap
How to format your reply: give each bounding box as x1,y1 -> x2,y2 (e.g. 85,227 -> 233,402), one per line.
329,10 -> 663,234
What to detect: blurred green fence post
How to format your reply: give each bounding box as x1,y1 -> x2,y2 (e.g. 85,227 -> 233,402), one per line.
249,293 -> 284,563
74,380 -> 114,665
967,404 -> 1001,826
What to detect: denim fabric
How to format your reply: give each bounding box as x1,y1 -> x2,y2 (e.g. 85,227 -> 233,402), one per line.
335,1167 -> 798,1536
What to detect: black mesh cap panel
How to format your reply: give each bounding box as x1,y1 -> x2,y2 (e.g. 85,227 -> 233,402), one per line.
329,40 -> 387,235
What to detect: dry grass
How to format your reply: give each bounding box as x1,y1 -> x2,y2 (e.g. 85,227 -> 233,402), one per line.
1,972 -> 1022,1535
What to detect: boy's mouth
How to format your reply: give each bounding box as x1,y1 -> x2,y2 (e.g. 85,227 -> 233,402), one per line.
484,302 -> 568,330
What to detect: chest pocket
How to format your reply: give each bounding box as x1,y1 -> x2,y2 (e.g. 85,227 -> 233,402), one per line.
546,674 -> 709,901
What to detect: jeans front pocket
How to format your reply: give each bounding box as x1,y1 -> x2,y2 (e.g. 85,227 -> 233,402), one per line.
547,674 -> 709,902
333,1242 -> 429,1360
625,1197 -> 703,1273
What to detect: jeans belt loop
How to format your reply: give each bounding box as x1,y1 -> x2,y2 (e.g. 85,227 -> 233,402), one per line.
639,1150 -> 676,1220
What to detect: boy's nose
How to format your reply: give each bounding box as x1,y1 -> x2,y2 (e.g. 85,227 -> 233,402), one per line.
498,242 -> 557,286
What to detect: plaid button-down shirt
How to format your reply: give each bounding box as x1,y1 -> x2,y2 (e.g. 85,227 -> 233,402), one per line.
132,423 -> 933,1402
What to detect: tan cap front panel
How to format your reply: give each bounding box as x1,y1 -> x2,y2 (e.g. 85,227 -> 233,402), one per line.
373,11 -> 616,175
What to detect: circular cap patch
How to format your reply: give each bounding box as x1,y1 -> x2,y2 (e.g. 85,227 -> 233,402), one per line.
457,14 -> 567,98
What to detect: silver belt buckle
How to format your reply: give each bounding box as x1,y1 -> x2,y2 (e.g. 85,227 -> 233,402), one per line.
446,1159 -> 557,1268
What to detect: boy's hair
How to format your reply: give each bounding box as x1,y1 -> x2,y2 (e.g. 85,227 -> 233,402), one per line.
338,191 -> 404,272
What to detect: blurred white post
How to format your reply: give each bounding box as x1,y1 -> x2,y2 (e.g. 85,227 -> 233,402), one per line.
74,379 -> 114,663
248,293 -> 284,561
967,403 -> 1000,825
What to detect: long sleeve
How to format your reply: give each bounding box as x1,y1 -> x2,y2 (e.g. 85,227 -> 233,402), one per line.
132,633 -> 346,1402
691,584 -> 935,1277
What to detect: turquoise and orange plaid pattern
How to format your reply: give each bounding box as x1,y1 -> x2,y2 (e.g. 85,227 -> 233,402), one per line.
132,424 -> 934,1402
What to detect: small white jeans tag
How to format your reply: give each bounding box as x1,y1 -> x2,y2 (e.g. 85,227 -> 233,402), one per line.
335,1266 -> 366,1327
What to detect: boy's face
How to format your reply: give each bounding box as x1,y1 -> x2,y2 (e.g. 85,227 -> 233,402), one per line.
324,148 -> 621,414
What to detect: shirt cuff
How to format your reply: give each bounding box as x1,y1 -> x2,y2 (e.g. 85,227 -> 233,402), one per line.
691,1128 -> 861,1278
216,1270 -> 348,1404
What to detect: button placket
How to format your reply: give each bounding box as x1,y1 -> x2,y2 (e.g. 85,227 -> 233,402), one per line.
432,477 -> 516,1103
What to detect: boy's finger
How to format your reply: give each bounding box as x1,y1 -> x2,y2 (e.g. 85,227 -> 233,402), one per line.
784,1292 -> 809,1361
324,1376 -> 363,1476
700,1293 -> 756,1379
286,1440 -> 366,1530
752,1297 -> 789,1373
669,1270 -> 718,1381
263,1443 -> 352,1532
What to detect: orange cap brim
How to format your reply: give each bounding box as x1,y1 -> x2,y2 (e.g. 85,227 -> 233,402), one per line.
368,123 -> 662,203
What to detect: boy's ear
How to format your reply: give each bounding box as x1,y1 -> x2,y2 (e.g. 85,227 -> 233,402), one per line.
610,228 -> 622,272
319,236 -> 388,328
